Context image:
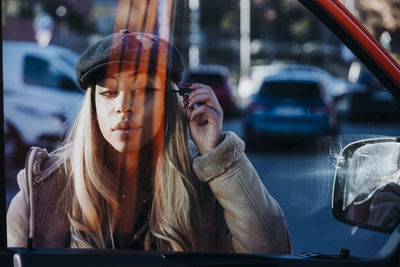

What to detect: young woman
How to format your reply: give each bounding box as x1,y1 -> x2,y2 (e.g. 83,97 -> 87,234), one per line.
7,31 -> 291,253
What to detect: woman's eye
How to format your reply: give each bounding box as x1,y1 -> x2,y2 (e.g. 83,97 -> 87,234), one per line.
99,91 -> 118,97
132,88 -> 145,95
132,88 -> 158,95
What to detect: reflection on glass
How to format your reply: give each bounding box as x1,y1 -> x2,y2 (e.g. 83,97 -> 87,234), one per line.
5,1 -> 292,253
3,0 -> 400,258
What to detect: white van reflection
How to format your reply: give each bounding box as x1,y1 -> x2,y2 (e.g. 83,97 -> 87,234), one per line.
3,41 -> 84,170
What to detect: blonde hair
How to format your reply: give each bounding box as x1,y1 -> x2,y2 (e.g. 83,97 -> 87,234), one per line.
57,81 -> 198,251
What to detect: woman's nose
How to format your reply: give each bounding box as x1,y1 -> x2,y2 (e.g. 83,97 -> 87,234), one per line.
116,93 -> 134,114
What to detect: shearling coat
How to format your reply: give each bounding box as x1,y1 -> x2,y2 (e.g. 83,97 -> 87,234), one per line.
7,131 -> 292,254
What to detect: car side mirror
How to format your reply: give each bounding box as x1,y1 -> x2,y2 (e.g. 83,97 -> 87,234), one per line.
332,137 -> 400,233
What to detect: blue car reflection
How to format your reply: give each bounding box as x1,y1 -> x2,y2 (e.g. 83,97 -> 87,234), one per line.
244,71 -> 339,146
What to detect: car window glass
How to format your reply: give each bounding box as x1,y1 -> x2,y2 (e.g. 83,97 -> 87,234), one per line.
23,55 -> 50,86
259,82 -> 321,99
24,55 -> 80,92
58,55 -> 77,69
3,0 -> 400,258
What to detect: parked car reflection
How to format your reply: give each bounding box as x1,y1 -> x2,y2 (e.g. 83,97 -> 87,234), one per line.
182,65 -> 238,115
3,41 -> 84,168
349,67 -> 400,121
244,70 -> 339,147
238,63 -> 350,112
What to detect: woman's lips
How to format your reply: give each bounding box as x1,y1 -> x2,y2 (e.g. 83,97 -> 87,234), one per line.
112,125 -> 142,138
114,128 -> 140,136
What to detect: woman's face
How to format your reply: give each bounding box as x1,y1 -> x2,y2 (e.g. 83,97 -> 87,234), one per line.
95,69 -> 165,153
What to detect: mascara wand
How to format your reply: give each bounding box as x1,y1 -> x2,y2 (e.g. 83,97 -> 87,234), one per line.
170,87 -> 192,96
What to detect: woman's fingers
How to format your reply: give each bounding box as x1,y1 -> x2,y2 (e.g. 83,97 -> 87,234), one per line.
187,93 -> 220,112
186,83 -> 217,100
184,83 -> 222,113
182,83 -> 224,155
188,103 -> 222,123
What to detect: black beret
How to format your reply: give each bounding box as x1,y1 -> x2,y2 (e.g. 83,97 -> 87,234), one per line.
76,30 -> 184,89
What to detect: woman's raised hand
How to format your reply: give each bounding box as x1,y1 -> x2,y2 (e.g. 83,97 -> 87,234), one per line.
183,83 -> 223,155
